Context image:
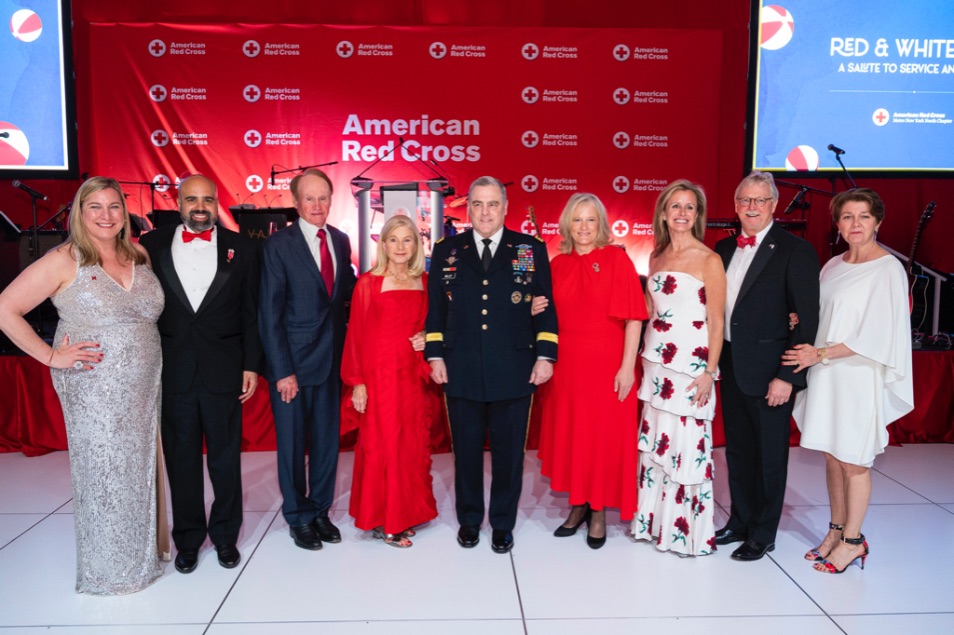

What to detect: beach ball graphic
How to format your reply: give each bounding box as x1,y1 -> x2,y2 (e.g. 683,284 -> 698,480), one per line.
785,145 -> 819,171
760,5 -> 794,51
10,9 -> 42,43
0,122 -> 30,165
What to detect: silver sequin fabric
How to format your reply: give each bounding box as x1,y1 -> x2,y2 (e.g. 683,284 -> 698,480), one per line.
50,261 -> 165,595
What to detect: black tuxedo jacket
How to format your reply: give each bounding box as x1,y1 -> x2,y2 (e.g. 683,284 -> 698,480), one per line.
715,223 -> 820,397
140,225 -> 264,394
425,228 -> 558,402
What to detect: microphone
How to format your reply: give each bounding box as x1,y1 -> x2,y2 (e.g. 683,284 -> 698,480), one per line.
270,165 -> 276,186
80,172 -> 90,180
12,180 -> 48,200
0,131 -> 9,138
827,144 -> 845,156
783,188 -> 807,215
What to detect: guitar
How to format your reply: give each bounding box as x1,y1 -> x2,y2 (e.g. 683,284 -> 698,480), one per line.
907,201 -> 936,320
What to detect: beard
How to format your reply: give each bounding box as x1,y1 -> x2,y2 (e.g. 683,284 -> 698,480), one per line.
183,210 -> 215,232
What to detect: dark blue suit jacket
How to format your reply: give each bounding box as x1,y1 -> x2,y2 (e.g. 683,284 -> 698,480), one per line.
258,220 -> 356,386
425,228 -> 558,402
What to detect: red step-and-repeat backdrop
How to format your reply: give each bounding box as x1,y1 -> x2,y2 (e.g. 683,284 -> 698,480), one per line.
88,24 -> 722,271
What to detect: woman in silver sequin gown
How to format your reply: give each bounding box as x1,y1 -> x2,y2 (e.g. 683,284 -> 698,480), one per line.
0,177 -> 164,595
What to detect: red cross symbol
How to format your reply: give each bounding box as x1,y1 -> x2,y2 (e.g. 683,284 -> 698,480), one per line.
338,42 -> 353,56
875,110 -> 887,123
245,41 -> 259,56
152,131 -> 168,146
614,45 -> 629,61
431,43 -> 445,57
150,40 -> 165,56
523,44 -> 538,58
612,220 -> 629,236
523,176 -> 538,190
523,131 -> 538,146
523,87 -> 538,102
248,176 -> 262,190
614,132 -> 630,148
614,177 -> 629,191
246,131 -> 260,146
155,175 -> 169,187
151,86 -> 166,101
614,89 -> 629,104
245,86 -> 260,101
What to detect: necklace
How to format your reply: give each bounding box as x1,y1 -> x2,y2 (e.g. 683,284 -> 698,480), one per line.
386,268 -> 410,282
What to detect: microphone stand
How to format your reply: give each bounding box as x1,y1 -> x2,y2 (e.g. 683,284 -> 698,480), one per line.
271,160 -> 339,186
19,186 -> 49,336
832,151 -> 857,190
115,178 -> 161,230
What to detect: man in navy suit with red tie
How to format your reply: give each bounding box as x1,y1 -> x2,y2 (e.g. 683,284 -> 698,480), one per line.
259,169 -> 356,550
140,174 -> 264,574
714,171 -> 820,561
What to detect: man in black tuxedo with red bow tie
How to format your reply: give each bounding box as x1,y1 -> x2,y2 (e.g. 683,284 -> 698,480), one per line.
713,171 -> 819,561
140,174 -> 263,573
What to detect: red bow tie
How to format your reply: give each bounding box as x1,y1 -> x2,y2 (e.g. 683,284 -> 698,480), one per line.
736,234 -> 756,249
182,228 -> 213,243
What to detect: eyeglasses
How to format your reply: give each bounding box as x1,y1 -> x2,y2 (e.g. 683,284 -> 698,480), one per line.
735,197 -> 773,208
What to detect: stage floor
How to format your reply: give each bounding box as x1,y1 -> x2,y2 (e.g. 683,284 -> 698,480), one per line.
1,446 -> 953,633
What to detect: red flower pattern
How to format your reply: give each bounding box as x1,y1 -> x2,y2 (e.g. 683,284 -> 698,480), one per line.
659,378 -> 674,400
674,517 -> 690,536
692,320 -> 704,330
639,464 -> 646,487
697,438 -> 706,453
640,419 -> 650,435
698,286 -> 707,304
705,463 -> 713,480
655,433 -> 670,457
661,342 -> 677,364
652,318 -> 673,333
707,536 -> 718,550
662,275 -> 678,295
692,346 -> 708,360
675,485 -> 686,504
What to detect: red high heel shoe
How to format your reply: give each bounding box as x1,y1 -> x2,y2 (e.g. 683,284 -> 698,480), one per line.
804,522 -> 844,561
814,534 -> 868,573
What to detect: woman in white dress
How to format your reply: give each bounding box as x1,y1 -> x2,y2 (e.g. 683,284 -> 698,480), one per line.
785,188 -> 913,574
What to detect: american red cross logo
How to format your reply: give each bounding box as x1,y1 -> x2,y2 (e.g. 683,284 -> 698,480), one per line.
522,87 -> 538,103
149,40 -> 166,56
613,44 -> 629,61
244,40 -> 260,57
522,176 -> 538,192
613,177 -> 630,193
244,85 -> 260,102
152,131 -> 168,147
875,110 -> 887,123
337,41 -> 353,57
430,42 -> 446,58
523,131 -> 538,147
614,132 -> 630,149
523,43 -> 538,60
245,131 -> 261,147
154,175 -> 170,189
248,176 -> 262,190
614,88 -> 629,104
150,85 -> 166,101
612,220 -> 629,237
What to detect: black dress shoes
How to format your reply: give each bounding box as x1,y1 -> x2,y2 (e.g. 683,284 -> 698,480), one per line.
216,544 -> 241,568
714,527 -> 747,546
491,529 -> 514,554
457,525 -> 480,548
731,538 -> 775,561
290,524 -> 323,550
174,548 -> 199,574
311,516 -> 342,543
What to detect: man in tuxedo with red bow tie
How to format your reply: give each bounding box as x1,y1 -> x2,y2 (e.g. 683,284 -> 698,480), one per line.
713,171 -> 820,561
140,174 -> 264,573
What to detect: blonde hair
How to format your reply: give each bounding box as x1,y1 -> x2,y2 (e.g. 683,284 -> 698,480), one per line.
66,177 -> 145,266
651,180 -> 707,257
370,214 -> 425,277
557,193 -> 613,254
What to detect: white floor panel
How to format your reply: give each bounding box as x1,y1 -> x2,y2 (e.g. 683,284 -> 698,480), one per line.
526,616 -> 844,635
873,443 -> 954,504
215,516 -> 522,624
833,613 -> 954,634
0,513 -> 46,549
0,627 -> 205,635
0,451 -> 72,513
208,619 -> 528,634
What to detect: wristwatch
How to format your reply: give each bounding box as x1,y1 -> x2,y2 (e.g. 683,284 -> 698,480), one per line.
706,370 -> 718,380
818,347 -> 830,366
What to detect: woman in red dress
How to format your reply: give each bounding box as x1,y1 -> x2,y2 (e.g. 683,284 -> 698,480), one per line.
538,193 -> 648,548
341,215 -> 437,547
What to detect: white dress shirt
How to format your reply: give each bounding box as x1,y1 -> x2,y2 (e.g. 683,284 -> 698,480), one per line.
172,225 -> 217,312
725,222 -> 774,341
298,217 -> 337,277
474,226 -> 504,260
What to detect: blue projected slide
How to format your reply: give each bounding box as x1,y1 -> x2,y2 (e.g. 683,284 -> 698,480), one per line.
749,0 -> 954,174
0,0 -> 75,175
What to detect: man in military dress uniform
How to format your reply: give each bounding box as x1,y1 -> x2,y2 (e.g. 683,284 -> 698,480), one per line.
425,176 -> 558,554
